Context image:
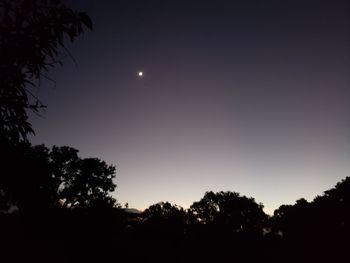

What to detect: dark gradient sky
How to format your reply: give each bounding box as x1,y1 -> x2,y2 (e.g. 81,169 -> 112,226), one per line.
29,0 -> 350,213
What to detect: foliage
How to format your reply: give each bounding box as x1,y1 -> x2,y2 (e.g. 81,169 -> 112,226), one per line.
1,143 -> 117,212
270,177 -> 350,262
141,202 -> 187,237
143,201 -> 185,221
0,0 -> 92,143
2,175 -> 350,262
190,191 -> 267,234
272,177 -> 350,237
50,146 -> 117,209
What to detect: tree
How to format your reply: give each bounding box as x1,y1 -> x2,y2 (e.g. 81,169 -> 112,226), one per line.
0,0 -> 92,143
141,202 -> 187,238
190,191 -> 267,234
270,178 -> 350,262
272,178 -> 350,237
55,148 -> 117,209
143,202 -> 186,221
1,144 -> 117,212
272,198 -> 311,237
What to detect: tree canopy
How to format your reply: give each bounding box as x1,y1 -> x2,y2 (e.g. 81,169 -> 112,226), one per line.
190,191 -> 267,234
1,144 -> 117,212
140,202 -> 187,238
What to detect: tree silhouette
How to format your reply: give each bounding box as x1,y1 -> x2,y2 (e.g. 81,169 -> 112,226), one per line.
309,177 -> 350,243
143,202 -> 185,220
0,0 -> 92,143
272,198 -> 311,239
1,144 -> 117,212
269,178 -> 350,262
272,178 -> 350,237
141,202 -> 187,239
190,191 -> 267,234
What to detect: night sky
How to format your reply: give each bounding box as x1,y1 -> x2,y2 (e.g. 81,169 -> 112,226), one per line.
29,0 -> 350,214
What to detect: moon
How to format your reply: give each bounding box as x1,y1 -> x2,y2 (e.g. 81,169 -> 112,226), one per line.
138,71 -> 143,77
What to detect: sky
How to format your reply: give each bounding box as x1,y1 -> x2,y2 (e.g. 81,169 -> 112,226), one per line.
29,0 -> 350,214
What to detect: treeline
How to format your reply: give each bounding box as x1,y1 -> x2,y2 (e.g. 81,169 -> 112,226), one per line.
0,143 -> 349,262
